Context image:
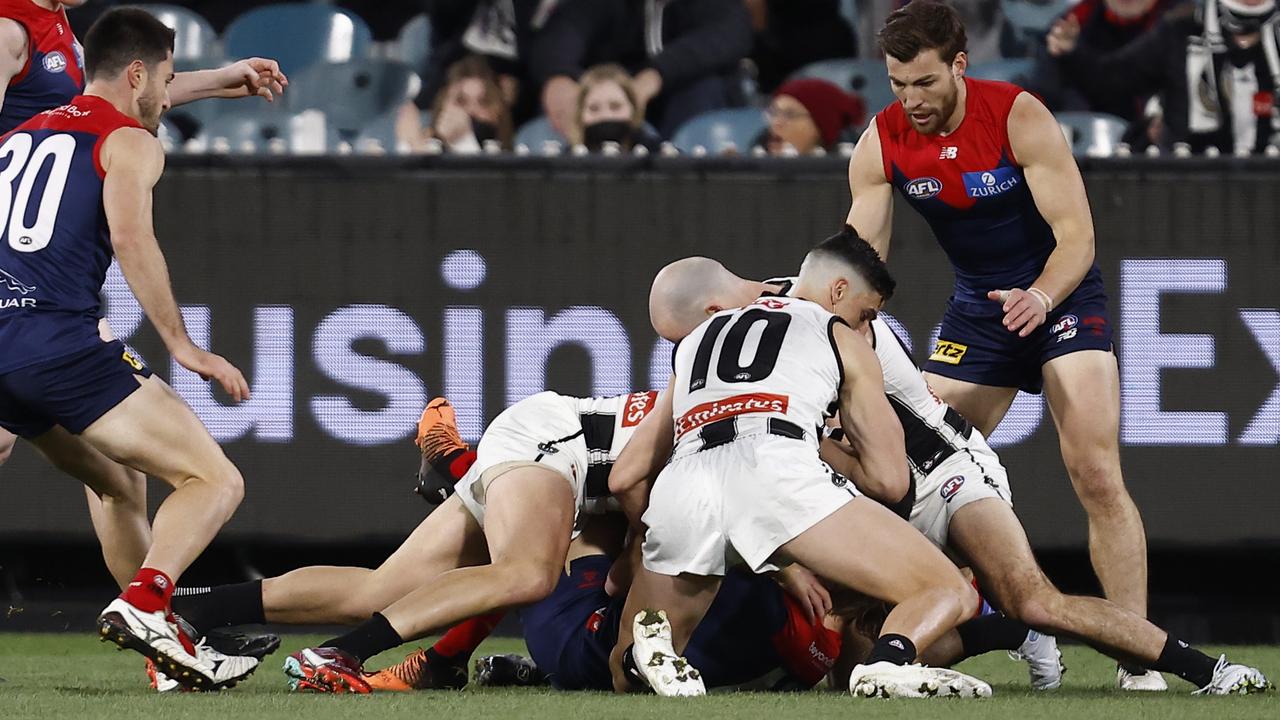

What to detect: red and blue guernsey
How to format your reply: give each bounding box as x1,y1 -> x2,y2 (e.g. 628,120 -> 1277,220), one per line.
0,0 -> 85,134
876,77 -> 1111,393
0,95 -> 141,374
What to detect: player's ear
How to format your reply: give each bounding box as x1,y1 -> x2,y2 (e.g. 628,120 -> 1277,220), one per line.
952,51 -> 967,78
127,59 -> 147,90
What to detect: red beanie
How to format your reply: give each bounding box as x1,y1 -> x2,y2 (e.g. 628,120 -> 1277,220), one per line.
774,78 -> 867,147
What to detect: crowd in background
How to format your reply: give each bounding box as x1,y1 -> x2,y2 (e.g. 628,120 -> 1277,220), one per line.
61,1 -> 1280,156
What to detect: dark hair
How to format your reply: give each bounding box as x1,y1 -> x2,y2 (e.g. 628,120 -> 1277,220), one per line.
84,9 -> 175,81
811,225 -> 896,301
878,1 -> 967,65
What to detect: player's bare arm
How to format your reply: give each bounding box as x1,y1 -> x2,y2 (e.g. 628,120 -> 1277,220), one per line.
832,321 -> 908,503
100,127 -> 250,401
991,92 -> 1096,337
845,118 -> 895,260
168,58 -> 288,107
0,18 -> 28,110
607,380 -> 675,529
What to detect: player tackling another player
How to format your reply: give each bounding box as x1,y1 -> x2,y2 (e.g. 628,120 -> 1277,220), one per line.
846,1 -> 1162,690
0,9 -> 263,690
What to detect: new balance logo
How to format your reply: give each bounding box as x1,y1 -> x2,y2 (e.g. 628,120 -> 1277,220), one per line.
939,146 -> 958,160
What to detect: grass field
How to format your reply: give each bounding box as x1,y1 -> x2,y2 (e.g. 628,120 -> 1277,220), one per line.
0,633 -> 1276,720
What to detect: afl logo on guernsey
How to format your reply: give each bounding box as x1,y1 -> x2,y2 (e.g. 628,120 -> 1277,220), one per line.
905,176 -> 942,200
43,51 -> 68,74
963,166 -> 1020,198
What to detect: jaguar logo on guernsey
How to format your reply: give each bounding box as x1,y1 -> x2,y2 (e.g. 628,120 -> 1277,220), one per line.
905,176 -> 942,200
43,51 -> 68,74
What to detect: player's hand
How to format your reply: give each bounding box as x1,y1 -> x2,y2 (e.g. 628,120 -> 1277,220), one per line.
220,57 -> 288,102
173,345 -> 251,402
775,563 -> 831,624
988,288 -> 1049,338
1046,14 -> 1081,57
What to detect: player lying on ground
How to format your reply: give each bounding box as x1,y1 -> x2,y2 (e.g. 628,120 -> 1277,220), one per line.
170,389 -> 666,693
608,232 -> 994,698
633,236 -> 1271,695
0,0 -> 287,596
0,9 -> 265,690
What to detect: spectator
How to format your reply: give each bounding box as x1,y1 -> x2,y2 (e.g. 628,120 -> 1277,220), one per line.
397,55 -> 514,153
743,0 -> 856,93
531,0 -> 753,138
755,77 -> 865,155
1051,0 -> 1280,154
409,1 -> 557,127
568,64 -> 662,151
1028,0 -> 1182,146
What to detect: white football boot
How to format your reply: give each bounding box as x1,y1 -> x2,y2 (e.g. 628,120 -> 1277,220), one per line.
628,609 -> 706,697
1118,665 -> 1169,691
98,597 -> 258,691
849,661 -> 992,698
1193,655 -> 1272,695
1008,630 -> 1064,690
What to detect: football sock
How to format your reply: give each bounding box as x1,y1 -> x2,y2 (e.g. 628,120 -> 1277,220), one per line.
430,612 -> 505,661
171,579 -> 264,630
1150,635 -> 1218,688
956,613 -> 1032,657
325,612 -> 404,663
866,633 -> 917,665
120,568 -> 174,614
441,449 -> 478,481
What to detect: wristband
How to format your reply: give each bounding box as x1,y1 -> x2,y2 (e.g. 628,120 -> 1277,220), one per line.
1027,286 -> 1054,313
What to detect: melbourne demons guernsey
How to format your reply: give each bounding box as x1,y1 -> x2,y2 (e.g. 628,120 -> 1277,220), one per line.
573,390 -> 659,512
670,295 -> 842,459
876,78 -> 1102,302
0,0 -> 84,133
0,95 -> 142,373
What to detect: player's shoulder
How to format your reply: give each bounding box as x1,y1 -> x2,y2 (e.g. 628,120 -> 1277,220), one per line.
0,16 -> 27,61
99,125 -> 163,176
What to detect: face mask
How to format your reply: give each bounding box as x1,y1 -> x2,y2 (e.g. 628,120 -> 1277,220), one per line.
582,120 -> 634,151
471,119 -> 500,145
1219,0 -> 1277,35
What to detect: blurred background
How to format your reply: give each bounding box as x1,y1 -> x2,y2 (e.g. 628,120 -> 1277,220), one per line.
3,0 -> 1278,642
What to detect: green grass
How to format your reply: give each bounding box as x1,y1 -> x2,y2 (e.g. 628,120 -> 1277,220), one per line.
0,633 -> 1276,720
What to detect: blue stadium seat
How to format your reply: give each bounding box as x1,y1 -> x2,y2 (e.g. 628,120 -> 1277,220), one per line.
397,13 -> 431,70
1055,111 -> 1128,157
968,58 -> 1035,85
839,0 -> 859,33
291,60 -> 421,136
224,4 -> 373,77
514,116 -> 566,149
196,107 -> 297,152
354,110 -> 399,151
1001,0 -> 1070,40
789,59 -> 896,116
138,4 -> 218,61
671,108 -> 767,154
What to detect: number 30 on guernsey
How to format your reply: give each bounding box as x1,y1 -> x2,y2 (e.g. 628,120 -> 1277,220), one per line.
0,132 -> 77,253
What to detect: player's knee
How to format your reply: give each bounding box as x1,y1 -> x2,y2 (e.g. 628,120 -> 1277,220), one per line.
494,560 -> 560,606
0,442 -> 12,466
1000,577 -> 1059,630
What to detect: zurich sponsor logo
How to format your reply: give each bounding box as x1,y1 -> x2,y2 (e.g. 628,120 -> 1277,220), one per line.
905,176 -> 942,200
963,166 -> 1020,198
1050,314 -> 1078,335
940,475 -> 965,502
43,51 -> 67,74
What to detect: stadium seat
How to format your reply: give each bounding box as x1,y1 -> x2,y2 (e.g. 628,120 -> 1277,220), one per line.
514,116 -> 567,149
196,107 -> 300,152
1001,0 -> 1070,40
291,60 -> 421,137
1055,111 -> 1128,157
224,3 -> 374,77
967,58 -> 1035,86
396,13 -> 431,70
839,0 -> 859,32
671,108 -> 767,154
789,59 -> 896,116
353,110 -> 399,151
138,4 -> 218,61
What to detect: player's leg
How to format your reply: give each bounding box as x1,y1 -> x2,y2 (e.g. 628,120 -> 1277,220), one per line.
27,426 -> 151,589
781,496 -> 978,656
950,497 -> 1270,693
0,427 -> 15,465
1041,350 -> 1148,617
921,372 -> 1018,438
610,565 -> 720,694
78,375 -> 242,581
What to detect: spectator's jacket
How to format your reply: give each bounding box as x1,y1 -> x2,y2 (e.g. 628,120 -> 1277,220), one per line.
529,0 -> 753,92
1057,1 -> 1280,153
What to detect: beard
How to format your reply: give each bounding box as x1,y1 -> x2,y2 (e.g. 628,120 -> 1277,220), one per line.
137,94 -> 164,135
905,80 -> 960,135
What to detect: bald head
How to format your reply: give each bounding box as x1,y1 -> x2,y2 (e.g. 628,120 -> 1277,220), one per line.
649,257 -> 762,340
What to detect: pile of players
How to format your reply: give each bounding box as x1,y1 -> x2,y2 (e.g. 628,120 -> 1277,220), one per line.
0,1 -> 1273,699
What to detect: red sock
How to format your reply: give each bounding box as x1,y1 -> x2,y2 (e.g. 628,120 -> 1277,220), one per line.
431,612 -> 504,659
120,568 -> 175,614
448,449 -> 478,481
